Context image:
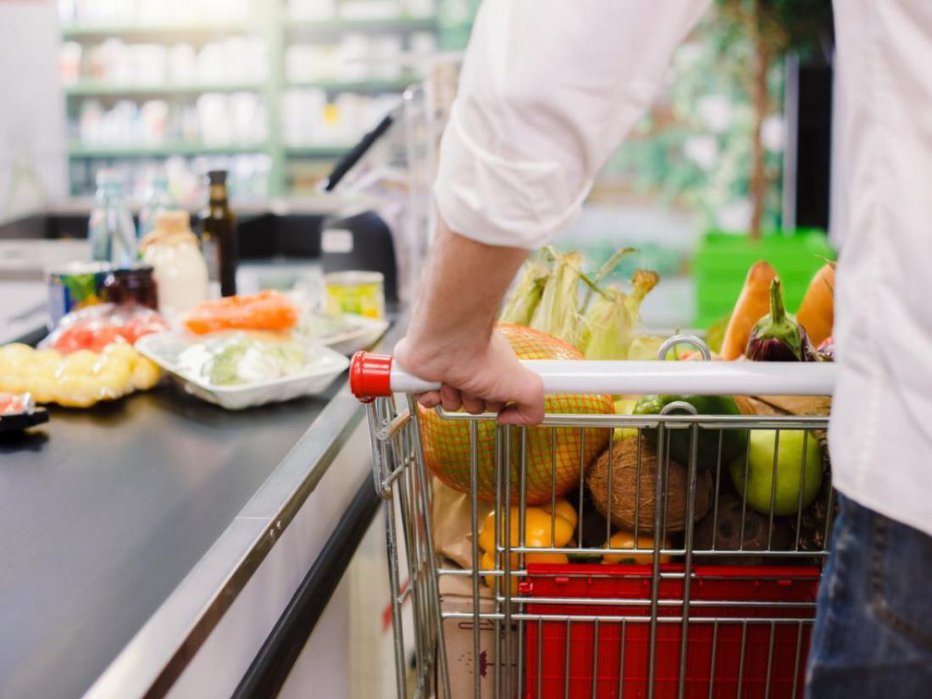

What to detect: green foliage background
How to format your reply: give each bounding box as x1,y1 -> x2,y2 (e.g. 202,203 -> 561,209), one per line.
601,15 -> 786,233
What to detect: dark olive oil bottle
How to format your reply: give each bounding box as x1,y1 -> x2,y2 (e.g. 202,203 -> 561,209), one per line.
200,170 -> 238,297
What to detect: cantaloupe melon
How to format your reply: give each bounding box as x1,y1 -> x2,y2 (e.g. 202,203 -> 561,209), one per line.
418,324 -> 613,504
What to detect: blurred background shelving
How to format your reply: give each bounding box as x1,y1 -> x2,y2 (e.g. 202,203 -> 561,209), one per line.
58,0 -> 445,201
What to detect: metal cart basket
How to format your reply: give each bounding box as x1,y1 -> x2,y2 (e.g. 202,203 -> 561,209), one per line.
350,338 -> 836,698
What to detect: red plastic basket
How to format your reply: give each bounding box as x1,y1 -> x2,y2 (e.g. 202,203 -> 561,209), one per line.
522,563 -> 821,699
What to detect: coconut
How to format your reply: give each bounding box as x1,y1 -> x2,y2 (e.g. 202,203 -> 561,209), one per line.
586,435 -> 712,534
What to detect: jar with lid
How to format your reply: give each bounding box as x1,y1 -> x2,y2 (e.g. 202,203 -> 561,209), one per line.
102,266 -> 159,310
140,210 -> 209,318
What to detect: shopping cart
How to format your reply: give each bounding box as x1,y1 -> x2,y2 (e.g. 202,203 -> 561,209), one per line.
351,337 -> 837,699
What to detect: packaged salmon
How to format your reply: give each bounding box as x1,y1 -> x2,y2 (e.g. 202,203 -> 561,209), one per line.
183,290 -> 299,335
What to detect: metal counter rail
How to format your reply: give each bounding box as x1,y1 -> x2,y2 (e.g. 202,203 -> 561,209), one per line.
233,478 -> 381,698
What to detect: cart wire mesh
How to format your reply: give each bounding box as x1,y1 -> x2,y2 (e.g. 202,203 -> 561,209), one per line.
360,341 -> 834,699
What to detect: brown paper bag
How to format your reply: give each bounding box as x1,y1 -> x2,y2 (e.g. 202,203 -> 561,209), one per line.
430,478 -> 493,570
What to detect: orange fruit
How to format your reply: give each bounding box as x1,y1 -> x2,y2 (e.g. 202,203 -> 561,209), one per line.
602,529 -> 672,565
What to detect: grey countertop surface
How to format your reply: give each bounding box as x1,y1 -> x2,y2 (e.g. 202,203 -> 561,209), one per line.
0,381 -> 345,698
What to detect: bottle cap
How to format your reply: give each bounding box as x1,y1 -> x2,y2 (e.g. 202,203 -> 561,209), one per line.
154,210 -> 192,234
207,170 -> 228,185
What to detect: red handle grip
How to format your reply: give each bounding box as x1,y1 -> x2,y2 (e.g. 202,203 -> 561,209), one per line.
350,352 -> 393,403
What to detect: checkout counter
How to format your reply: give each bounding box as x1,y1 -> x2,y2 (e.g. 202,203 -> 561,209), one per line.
0,205 -> 400,698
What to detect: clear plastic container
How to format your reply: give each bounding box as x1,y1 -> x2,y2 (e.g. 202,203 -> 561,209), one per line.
141,210 -> 209,318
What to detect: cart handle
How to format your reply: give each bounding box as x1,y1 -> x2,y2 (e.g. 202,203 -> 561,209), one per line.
350,352 -> 836,403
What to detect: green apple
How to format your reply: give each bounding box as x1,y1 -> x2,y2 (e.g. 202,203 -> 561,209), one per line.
729,430 -> 822,516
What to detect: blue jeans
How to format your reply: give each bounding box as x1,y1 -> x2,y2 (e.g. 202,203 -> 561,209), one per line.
806,495 -> 932,698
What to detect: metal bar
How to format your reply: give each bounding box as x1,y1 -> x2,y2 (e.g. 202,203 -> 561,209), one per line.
385,490 -> 408,699
647,419 -> 666,697
563,619 -> 571,699
764,621 -> 776,699
407,398 -> 451,698
591,620 -> 601,698
481,596 -> 817,609
607,427 -> 616,545
707,621 -> 719,699
536,617 -> 543,699
791,621 -> 805,698
634,434 -> 642,543
517,426 -> 528,699
469,420 -> 481,699
677,422 -> 700,699
501,426 -> 514,699
442,546 -> 826,559
618,620 -> 627,699
493,424 -> 504,699
739,435 -> 751,551
443,611 -> 817,624
382,358 -> 837,396
433,411 -> 828,430
736,622 -> 748,698
767,431 -> 781,548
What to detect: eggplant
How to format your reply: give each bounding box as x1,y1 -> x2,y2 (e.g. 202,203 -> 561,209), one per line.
745,277 -> 817,362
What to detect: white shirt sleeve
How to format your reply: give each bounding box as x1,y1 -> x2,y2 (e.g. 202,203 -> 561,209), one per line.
434,0 -> 710,248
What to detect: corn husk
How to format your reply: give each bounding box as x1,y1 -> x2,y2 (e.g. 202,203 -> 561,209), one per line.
529,251 -> 585,346
580,270 -> 659,360
499,254 -> 552,325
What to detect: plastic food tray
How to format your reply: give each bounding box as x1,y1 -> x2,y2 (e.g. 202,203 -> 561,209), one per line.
136,332 -> 350,410
522,563 -> 821,699
296,313 -> 389,355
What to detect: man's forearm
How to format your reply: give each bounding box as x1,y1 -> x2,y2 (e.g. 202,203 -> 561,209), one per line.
403,219 -> 529,371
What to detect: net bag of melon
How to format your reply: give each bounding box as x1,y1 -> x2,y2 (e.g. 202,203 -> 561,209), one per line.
418,324 -> 614,504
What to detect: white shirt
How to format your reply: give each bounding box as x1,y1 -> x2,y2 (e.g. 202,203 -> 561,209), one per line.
434,0 -> 932,537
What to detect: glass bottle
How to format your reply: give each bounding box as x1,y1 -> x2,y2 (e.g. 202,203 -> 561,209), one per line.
141,210 -> 208,317
200,170 -> 238,297
137,174 -> 174,241
88,169 -> 137,266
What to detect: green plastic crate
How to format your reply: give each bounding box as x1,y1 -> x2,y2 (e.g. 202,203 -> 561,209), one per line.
693,229 -> 836,329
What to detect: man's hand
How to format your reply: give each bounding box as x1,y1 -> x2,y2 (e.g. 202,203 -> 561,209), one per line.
394,329 -> 544,424
393,219 -> 545,425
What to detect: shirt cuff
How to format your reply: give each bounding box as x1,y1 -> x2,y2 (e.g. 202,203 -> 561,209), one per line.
432,102 -> 591,249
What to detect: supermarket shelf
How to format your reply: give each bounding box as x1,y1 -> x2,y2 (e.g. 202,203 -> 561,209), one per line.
283,145 -> 350,158
60,22 -> 255,39
59,4 -> 449,198
285,78 -> 414,92
65,82 -> 266,97
68,142 -> 270,158
284,16 -> 436,31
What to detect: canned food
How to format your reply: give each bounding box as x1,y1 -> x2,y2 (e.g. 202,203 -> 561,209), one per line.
47,261 -> 111,326
102,264 -> 159,310
325,271 -> 385,319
